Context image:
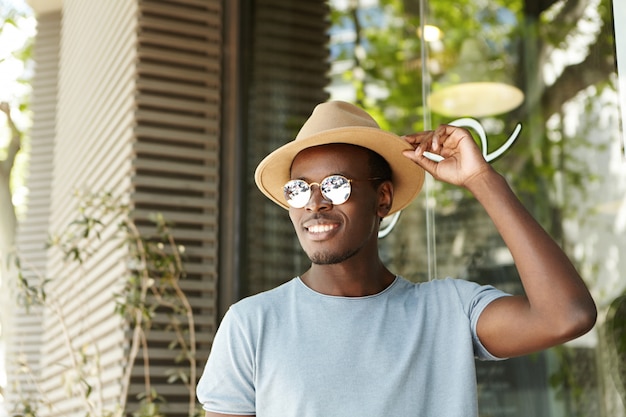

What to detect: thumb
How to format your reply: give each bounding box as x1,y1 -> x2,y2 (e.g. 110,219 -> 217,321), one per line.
402,149 -> 440,175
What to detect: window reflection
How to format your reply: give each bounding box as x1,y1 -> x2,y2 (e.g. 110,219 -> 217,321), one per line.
324,0 -> 624,415
237,0 -> 623,414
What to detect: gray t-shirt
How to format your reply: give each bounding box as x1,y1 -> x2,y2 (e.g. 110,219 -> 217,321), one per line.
197,276 -> 509,417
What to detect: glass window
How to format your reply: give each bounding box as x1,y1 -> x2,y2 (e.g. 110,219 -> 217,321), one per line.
325,0 -> 625,415
240,0 -> 625,415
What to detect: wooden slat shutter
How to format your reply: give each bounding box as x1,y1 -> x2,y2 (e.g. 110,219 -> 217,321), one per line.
243,0 -> 331,296
129,0 -> 222,414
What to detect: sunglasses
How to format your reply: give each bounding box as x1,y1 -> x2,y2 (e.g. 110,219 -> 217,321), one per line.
283,175 -> 383,208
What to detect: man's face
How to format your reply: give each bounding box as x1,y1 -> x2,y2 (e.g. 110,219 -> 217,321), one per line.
287,144 -> 391,265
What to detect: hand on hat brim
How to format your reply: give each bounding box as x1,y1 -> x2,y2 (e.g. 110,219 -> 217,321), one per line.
402,125 -> 491,188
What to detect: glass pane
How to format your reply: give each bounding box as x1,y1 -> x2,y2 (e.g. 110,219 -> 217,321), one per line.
242,0 -> 624,414
241,0 -> 330,297
325,0 -> 624,415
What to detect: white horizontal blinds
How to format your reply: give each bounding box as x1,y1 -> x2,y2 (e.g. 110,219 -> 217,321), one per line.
131,0 -> 221,414
7,13 -> 59,409
245,0 -> 331,296
40,0 -> 138,415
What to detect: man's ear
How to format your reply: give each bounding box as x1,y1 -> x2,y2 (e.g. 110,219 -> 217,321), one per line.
377,180 -> 394,219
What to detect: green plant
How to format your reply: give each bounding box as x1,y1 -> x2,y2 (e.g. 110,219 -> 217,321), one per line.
607,294 -> 626,407
11,191 -> 201,417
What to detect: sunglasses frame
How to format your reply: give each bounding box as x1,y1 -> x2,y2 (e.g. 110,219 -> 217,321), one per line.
283,175 -> 383,208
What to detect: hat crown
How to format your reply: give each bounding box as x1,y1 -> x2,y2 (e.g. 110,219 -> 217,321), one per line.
295,101 -> 381,141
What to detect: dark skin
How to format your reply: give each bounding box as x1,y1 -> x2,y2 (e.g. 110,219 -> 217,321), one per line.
289,144 -> 396,297
403,125 -> 596,358
204,126 -> 597,417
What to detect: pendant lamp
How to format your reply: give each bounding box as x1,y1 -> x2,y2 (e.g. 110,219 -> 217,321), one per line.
427,38 -> 524,118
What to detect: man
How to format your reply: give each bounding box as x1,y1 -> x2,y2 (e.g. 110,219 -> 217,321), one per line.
197,100 -> 596,416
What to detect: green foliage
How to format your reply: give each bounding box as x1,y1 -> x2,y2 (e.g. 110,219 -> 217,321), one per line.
330,0 -> 616,237
10,400 -> 38,417
607,294 -> 626,406
549,345 -> 585,402
133,390 -> 166,417
0,1 -> 34,214
11,191 -> 201,417
332,2 -> 618,412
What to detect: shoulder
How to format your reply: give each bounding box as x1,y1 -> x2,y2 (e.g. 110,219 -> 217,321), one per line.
397,276 -> 509,310
226,278 -> 299,319
396,276 -> 483,295
416,276 -> 504,294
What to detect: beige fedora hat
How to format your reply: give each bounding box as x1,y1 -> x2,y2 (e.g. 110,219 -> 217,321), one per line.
254,100 -> 425,215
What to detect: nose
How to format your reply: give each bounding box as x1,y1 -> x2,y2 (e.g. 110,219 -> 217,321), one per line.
304,184 -> 332,211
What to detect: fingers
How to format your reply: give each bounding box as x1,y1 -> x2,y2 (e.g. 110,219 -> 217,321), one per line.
401,124 -> 472,172
401,130 -> 438,172
402,125 -> 472,152
402,131 -> 432,148
401,125 -> 446,156
401,134 -> 443,175
402,130 -> 439,157
402,148 -> 440,175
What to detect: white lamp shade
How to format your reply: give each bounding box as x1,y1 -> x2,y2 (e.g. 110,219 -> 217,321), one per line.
427,38 -> 525,118
428,81 -> 524,118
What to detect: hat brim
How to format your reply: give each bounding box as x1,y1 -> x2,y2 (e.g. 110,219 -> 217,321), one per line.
254,126 -> 425,215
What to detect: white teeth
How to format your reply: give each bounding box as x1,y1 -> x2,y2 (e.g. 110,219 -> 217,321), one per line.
308,224 -> 335,233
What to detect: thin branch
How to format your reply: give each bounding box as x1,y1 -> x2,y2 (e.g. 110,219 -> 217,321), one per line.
140,324 -> 152,399
118,220 -> 153,409
524,0 -> 575,18
49,298 -> 98,415
0,102 -> 22,176
541,17 -> 616,117
167,234 -> 197,417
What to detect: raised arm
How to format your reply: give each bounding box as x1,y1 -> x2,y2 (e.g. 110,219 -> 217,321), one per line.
402,125 -> 597,358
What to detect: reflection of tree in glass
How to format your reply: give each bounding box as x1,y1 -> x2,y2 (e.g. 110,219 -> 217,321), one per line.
330,0 -> 616,225
329,0 -> 621,412
607,295 -> 626,406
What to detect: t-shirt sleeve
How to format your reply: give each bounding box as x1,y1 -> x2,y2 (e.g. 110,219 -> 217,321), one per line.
196,306 -> 256,415
451,278 -> 511,361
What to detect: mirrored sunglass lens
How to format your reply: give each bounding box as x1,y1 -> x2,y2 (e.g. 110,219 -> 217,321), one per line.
321,175 -> 351,205
284,180 -> 310,208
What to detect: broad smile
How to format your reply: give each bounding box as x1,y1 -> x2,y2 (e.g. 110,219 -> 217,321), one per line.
302,218 -> 342,241
306,223 -> 339,234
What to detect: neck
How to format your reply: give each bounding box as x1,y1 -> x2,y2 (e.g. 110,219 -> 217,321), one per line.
301,258 -> 395,297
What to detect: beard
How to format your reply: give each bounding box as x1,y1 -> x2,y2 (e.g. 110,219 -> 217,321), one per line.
307,246 -> 361,265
